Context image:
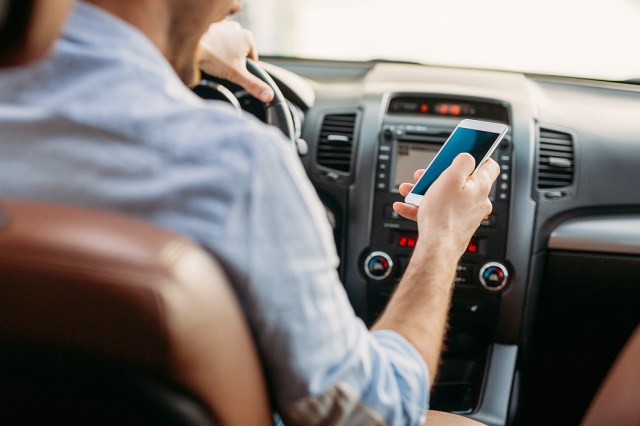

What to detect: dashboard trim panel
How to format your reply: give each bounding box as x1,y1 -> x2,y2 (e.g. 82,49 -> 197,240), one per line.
549,215 -> 640,254
469,344 -> 518,426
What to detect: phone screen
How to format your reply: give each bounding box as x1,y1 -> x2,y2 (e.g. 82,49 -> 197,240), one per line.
410,127 -> 502,196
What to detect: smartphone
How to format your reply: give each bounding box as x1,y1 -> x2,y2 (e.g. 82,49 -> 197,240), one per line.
404,119 -> 509,206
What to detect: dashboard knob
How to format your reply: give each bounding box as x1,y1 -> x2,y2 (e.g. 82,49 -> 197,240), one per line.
364,251 -> 394,281
479,262 -> 509,292
383,128 -> 394,141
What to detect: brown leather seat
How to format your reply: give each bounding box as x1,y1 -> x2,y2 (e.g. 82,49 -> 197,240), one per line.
0,199 -> 272,425
581,326 -> 640,426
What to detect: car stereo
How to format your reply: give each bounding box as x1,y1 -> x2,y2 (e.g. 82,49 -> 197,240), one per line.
367,121 -> 512,293
363,95 -> 512,413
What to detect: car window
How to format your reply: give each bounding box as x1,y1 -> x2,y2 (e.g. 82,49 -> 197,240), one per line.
237,0 -> 640,82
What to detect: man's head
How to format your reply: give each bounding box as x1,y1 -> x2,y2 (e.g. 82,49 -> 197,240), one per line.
84,0 -> 243,86
167,0 -> 243,85
0,0 -> 73,67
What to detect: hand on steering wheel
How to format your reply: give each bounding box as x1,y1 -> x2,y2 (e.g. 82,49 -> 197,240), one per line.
194,60 -> 299,150
195,21 -> 302,151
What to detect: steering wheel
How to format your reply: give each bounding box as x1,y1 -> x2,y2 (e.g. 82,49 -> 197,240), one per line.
193,59 -> 297,147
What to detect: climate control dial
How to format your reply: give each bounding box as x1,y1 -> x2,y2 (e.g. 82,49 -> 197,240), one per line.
479,262 -> 509,292
364,251 -> 394,281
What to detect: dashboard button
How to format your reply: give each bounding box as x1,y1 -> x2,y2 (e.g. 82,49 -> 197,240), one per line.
325,171 -> 339,181
455,262 -> 475,286
364,252 -> 394,281
479,262 -> 509,292
481,215 -> 496,227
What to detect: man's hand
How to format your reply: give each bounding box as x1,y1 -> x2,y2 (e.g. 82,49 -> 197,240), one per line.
374,154 -> 500,382
199,21 -> 274,103
393,153 -> 500,258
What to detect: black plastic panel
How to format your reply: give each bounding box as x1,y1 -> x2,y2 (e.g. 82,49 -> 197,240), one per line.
518,251 -> 640,426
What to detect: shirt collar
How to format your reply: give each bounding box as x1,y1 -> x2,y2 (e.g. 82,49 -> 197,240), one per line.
65,2 -> 171,71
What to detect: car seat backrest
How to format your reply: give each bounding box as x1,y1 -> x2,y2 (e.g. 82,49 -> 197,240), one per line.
0,199 -> 272,425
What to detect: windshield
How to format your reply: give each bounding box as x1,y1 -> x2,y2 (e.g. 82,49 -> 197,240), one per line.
237,0 -> 640,82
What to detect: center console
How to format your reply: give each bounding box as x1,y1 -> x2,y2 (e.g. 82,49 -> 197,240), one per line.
362,94 -> 512,413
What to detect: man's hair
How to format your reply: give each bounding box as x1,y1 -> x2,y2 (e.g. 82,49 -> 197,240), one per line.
0,0 -> 35,66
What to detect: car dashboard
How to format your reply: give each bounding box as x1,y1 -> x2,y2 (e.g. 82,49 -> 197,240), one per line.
249,59 -> 640,426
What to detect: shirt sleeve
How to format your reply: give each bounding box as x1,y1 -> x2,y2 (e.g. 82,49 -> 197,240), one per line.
182,125 -> 431,425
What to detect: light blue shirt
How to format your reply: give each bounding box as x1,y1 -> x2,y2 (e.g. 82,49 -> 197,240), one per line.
0,3 -> 429,424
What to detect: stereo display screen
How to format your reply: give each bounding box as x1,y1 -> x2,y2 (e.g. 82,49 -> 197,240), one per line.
393,140 -> 497,200
393,141 -> 440,191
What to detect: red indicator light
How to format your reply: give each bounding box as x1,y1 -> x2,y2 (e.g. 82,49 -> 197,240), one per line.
438,104 -> 449,115
467,239 -> 478,253
450,104 -> 461,116
398,237 -> 418,247
420,104 -> 429,113
397,233 -> 418,248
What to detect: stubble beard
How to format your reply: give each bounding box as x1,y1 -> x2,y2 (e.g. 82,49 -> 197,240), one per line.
167,10 -> 204,87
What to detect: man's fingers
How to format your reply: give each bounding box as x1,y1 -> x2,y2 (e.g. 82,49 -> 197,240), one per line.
245,32 -> 259,60
396,168 -> 425,195
473,158 -> 500,191
393,202 -> 418,222
436,153 -> 476,189
398,182 -> 414,197
485,199 -> 494,216
450,153 -> 476,176
230,69 -> 274,103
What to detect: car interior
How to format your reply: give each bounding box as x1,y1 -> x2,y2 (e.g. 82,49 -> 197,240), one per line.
229,56 -> 639,426
1,0 -> 639,425
204,2 -> 640,423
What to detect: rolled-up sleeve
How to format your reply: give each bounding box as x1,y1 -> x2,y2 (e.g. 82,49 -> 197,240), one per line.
369,330 -> 430,424
276,314 -> 430,426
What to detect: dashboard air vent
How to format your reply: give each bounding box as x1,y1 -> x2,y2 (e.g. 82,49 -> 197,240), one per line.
537,129 -> 574,189
317,113 -> 357,173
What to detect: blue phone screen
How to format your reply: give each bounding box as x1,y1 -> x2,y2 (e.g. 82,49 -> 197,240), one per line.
410,127 -> 500,195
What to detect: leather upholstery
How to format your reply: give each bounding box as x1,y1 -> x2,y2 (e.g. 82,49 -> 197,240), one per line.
581,326 -> 640,426
0,199 -> 272,425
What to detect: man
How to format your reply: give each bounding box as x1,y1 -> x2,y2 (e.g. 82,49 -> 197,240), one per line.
0,0 -> 273,101
0,1 -> 499,424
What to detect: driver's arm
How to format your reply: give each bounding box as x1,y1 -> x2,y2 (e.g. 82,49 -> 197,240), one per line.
375,154 -> 500,384
198,20 -> 274,103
